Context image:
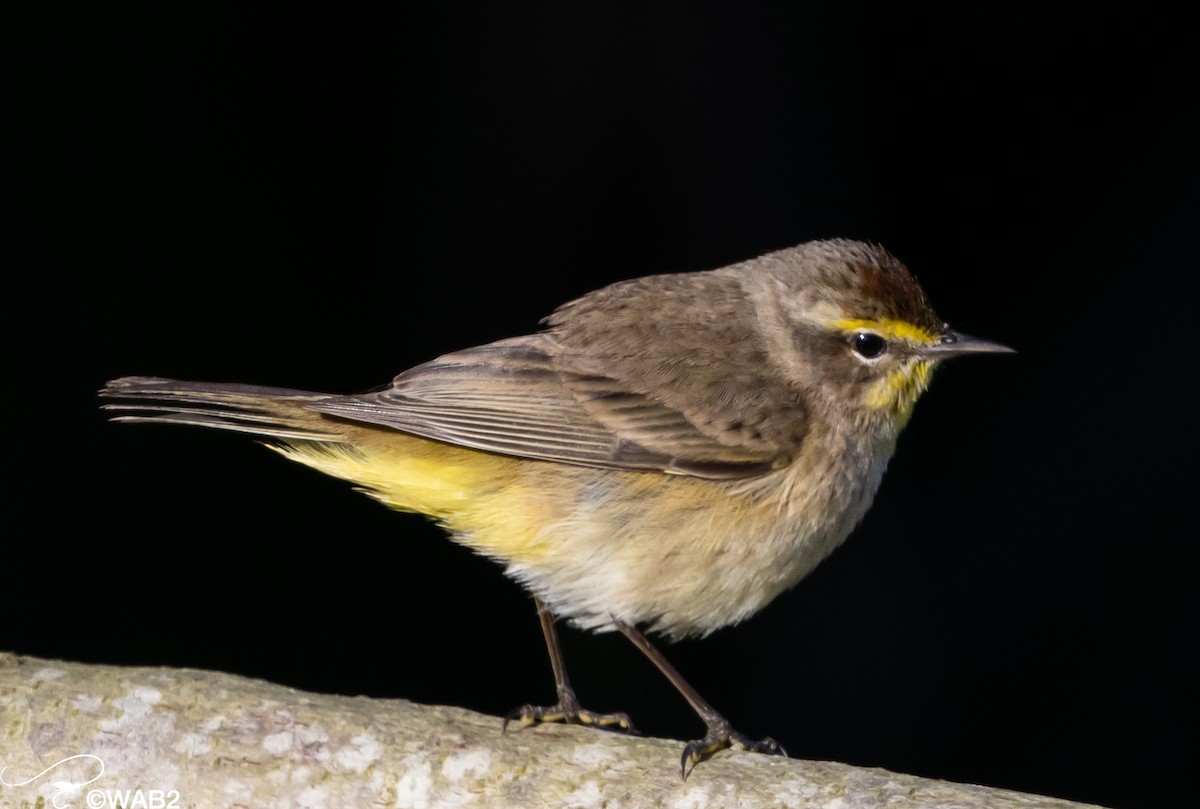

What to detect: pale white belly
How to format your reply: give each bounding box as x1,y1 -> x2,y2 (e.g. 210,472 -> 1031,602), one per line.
499,442 -> 891,639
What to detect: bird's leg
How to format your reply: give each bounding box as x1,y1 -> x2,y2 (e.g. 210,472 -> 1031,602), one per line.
614,619 -> 786,779
504,597 -> 637,734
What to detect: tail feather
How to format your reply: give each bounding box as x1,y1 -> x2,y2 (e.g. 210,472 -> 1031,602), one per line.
100,376 -> 349,442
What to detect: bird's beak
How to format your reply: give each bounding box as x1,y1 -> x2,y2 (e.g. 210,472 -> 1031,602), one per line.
919,328 -> 1015,359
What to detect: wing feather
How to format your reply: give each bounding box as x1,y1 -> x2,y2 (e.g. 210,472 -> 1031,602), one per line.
309,335 -> 779,479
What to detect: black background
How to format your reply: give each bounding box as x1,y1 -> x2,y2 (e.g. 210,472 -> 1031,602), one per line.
4,6 -> 1196,809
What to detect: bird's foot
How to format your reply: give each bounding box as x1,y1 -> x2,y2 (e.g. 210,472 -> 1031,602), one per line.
681,720 -> 786,779
503,690 -> 637,735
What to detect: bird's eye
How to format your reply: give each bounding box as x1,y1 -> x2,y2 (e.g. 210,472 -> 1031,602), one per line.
852,332 -> 887,359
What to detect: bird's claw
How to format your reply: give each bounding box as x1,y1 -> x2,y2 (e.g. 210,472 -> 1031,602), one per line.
681,728 -> 786,779
503,702 -> 638,735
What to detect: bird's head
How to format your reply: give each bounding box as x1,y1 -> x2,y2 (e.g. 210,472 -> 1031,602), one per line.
741,239 -> 1014,440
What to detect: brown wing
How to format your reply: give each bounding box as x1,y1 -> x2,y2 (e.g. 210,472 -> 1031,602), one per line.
308,334 -> 781,479
546,267 -> 812,460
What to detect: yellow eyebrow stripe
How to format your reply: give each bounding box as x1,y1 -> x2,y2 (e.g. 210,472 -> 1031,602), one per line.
832,318 -> 940,345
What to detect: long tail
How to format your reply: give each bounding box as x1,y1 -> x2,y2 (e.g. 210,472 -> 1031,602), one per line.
99,376 -> 349,442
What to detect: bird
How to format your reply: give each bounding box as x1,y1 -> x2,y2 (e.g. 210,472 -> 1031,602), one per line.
100,238 -> 1012,778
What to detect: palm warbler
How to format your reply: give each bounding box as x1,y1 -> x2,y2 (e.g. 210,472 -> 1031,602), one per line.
101,238 -> 1011,777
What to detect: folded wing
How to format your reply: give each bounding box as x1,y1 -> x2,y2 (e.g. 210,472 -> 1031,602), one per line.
309,335 -> 782,479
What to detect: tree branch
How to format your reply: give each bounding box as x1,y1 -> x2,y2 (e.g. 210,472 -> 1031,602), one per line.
0,653 -> 1103,808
